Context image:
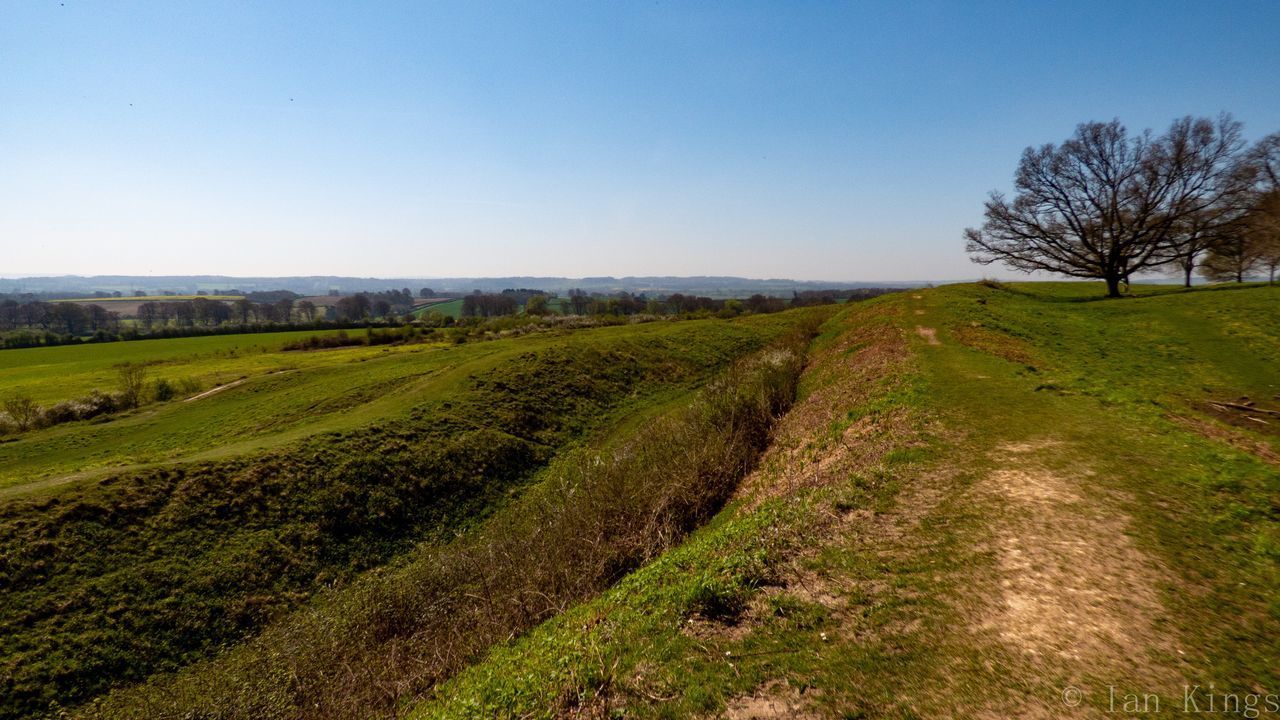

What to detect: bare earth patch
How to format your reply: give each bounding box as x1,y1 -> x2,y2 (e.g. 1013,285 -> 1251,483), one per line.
724,681 -> 822,720
915,326 -> 940,345
971,440 -> 1188,716
184,378 -> 247,402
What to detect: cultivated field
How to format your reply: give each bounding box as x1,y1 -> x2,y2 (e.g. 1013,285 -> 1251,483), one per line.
411,297 -> 464,318
50,295 -> 243,317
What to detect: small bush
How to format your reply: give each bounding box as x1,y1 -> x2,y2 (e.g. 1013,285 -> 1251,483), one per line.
152,378 -> 176,402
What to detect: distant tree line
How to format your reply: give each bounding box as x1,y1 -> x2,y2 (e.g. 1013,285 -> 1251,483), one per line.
1,284 -> 902,351
0,300 -> 121,337
966,114 -> 1280,295
459,287 -> 898,319
333,289 -> 417,320
0,289 -> 424,350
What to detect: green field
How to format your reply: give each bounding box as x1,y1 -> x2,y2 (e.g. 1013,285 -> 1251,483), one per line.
0,329 -> 355,405
4,284 -> 1279,719
411,297 -> 464,319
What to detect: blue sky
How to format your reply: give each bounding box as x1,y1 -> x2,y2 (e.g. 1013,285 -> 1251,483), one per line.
2,1 -> 1279,281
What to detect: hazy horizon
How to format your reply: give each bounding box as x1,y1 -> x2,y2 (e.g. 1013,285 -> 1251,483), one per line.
4,1 -> 1279,280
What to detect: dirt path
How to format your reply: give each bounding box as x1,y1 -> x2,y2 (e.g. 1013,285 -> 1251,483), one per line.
711,290 -> 1202,718
184,378 -> 247,402
971,440 -> 1186,716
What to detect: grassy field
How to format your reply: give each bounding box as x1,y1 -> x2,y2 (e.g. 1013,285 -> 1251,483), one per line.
0,311 -> 814,719
0,329 -> 356,405
400,282 -> 1280,718
411,297 -> 464,319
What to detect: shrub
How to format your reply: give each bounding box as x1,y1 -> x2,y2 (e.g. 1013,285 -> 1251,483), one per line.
2,394 -> 41,432
152,378 -> 175,402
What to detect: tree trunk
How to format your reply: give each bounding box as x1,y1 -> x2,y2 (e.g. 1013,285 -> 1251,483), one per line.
1184,262 -> 1193,288
1105,275 -> 1122,297
1237,270 -> 1244,283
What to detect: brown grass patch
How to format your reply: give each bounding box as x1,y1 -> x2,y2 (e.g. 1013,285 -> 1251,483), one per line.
951,324 -> 1037,366
1170,413 -> 1280,465
723,680 -> 824,719
915,326 -> 940,345
735,314 -> 915,505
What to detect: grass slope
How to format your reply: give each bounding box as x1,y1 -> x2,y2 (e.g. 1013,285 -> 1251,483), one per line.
407,282 -> 1280,718
0,313 -> 806,719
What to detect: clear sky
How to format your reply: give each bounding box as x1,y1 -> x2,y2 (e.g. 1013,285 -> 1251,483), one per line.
3,1 -> 1279,281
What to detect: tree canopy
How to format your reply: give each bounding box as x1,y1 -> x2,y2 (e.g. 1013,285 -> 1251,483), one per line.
965,115 -> 1267,296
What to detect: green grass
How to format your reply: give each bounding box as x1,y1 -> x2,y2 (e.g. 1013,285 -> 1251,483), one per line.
0,329 -> 355,405
80,314 -> 825,719
9,283 -> 1278,718
0,319 -> 806,495
412,298 -> 464,319
406,282 -> 1280,718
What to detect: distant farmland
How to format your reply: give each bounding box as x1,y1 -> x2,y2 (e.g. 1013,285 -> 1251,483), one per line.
410,297 -> 463,319
50,295 -> 243,317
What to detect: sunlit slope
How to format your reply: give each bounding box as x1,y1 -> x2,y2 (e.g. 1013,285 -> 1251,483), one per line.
405,282 -> 1280,719
0,320 -> 793,494
0,312 -> 808,719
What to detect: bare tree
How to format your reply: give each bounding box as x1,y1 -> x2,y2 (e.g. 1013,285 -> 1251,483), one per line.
966,116 -> 1250,297
3,394 -> 41,432
1154,116 -> 1252,286
232,297 -> 254,325
117,364 -> 148,409
1246,132 -> 1280,189
1248,190 -> 1280,283
1200,224 -> 1263,282
275,298 -> 295,323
